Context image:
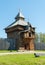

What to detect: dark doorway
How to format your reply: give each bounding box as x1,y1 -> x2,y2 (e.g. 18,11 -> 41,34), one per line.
24,43 -> 29,50
25,44 -> 27,49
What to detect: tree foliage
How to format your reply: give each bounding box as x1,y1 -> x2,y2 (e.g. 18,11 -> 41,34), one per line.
35,33 -> 45,43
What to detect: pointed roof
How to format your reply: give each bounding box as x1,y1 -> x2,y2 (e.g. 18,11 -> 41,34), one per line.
5,11 -> 28,29
6,20 -> 28,29
15,11 -> 25,20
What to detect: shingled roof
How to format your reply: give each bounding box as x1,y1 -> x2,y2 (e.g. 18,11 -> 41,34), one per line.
5,11 -> 28,29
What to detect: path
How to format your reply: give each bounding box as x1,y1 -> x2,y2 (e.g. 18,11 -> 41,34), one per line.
0,51 -> 45,56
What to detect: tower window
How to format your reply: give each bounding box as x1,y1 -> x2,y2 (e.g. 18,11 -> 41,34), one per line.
29,33 -> 31,37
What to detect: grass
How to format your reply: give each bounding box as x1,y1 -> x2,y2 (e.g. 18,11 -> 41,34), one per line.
0,54 -> 45,65
0,50 -> 16,53
0,50 -> 45,53
35,50 -> 45,52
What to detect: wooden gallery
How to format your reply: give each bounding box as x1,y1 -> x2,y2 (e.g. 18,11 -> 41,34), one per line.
5,11 -> 35,50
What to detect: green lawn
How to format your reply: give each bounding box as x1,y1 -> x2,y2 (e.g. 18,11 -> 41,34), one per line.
0,54 -> 45,65
0,50 -> 45,53
0,50 -> 16,53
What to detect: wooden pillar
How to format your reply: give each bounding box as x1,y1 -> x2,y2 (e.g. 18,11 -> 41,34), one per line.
29,39 -> 34,50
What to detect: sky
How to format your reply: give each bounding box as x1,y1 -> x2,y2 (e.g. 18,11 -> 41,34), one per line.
0,0 -> 45,38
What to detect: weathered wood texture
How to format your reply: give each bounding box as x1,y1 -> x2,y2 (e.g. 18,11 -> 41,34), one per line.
5,12 -> 35,50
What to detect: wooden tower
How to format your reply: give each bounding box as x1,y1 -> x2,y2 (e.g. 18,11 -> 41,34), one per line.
5,11 -> 35,50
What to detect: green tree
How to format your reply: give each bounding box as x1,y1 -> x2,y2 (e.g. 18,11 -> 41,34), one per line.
35,33 -> 45,43
39,33 -> 45,43
35,33 -> 38,43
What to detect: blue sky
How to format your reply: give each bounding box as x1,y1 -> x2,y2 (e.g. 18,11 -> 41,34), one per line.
0,0 -> 45,38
